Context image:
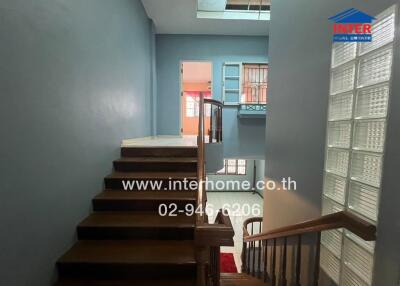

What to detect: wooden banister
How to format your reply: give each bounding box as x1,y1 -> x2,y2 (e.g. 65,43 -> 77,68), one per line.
196,93 -> 206,225
241,211 -> 376,286
204,98 -> 223,107
244,211 -> 376,242
195,93 -> 229,286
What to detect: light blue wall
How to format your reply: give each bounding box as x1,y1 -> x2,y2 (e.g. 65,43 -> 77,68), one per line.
156,35 -> 268,158
0,0 -> 153,285
255,159 -> 265,197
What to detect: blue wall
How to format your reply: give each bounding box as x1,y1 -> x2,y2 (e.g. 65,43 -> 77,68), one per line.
0,0 -> 153,285
255,159 -> 265,197
156,35 -> 268,158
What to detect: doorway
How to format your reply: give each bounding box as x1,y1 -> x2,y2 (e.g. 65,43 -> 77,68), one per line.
180,61 -> 212,135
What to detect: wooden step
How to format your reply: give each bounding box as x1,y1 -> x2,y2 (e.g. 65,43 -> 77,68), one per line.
104,172 -> 197,190
55,279 -> 196,286
77,212 -> 195,240
220,273 -> 270,286
114,157 -> 197,172
121,147 -> 197,158
57,240 -> 196,280
113,157 -> 197,172
93,190 -> 196,211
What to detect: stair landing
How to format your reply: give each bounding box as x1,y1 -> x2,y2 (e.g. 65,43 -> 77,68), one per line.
122,135 -> 197,147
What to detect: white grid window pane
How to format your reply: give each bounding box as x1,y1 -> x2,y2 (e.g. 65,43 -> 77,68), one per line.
321,230 -> 343,258
342,265 -> 370,286
227,159 -> 237,174
328,92 -> 353,121
350,152 -> 383,188
355,83 -> 390,119
320,246 -> 341,284
360,8 -> 395,55
345,230 -> 376,254
330,63 -> 356,95
348,181 -> 380,222
326,148 -> 349,177
343,238 -> 374,285
323,173 -> 346,204
332,42 -> 357,68
353,119 -> 386,152
327,121 -> 352,148
357,45 -> 393,87
322,197 -> 344,215
237,159 -> 246,175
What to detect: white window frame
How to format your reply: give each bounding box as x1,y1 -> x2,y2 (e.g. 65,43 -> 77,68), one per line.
222,61 -> 268,106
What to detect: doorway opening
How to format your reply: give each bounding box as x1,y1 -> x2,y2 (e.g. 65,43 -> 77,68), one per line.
180,61 -> 212,135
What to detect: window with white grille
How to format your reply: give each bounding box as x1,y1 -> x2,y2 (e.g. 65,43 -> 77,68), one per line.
216,159 -> 247,175
321,6 -> 397,285
222,62 -> 268,105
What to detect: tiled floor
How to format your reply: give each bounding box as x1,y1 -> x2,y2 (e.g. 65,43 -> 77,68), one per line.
207,192 -> 264,272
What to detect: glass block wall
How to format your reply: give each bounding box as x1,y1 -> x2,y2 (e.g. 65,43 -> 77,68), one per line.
320,6 -> 397,285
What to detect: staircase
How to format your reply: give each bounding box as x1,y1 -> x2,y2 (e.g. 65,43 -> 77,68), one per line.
55,146 -> 199,286
54,95 -> 239,286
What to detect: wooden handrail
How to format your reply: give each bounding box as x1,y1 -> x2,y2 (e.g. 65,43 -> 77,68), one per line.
244,211 -> 376,242
204,98 -> 223,107
195,209 -> 235,247
242,217 -> 263,237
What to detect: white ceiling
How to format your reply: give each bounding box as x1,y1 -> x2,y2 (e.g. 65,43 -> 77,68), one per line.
182,62 -> 212,83
141,0 -> 269,36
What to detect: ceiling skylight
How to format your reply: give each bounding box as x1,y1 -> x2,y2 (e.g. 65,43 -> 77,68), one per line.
226,0 -> 270,12
197,0 -> 270,21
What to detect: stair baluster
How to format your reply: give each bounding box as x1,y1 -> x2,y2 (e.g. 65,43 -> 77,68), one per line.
241,241 -> 247,273
295,235 -> 302,286
251,223 -> 256,277
257,222 -> 262,278
313,232 -> 321,286
263,239 -> 269,283
271,238 -> 277,286
280,237 -> 287,286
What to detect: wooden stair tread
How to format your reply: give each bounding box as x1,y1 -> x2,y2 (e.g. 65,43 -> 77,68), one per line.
79,212 -> 195,228
115,157 -> 197,163
58,240 -> 196,265
106,172 -> 197,179
121,146 -> 197,158
55,279 -> 196,286
220,273 -> 269,286
122,146 -> 197,149
94,190 -> 197,201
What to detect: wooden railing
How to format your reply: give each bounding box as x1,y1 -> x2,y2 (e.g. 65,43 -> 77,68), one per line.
204,98 -> 223,143
195,92 -> 233,286
241,211 -> 377,286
